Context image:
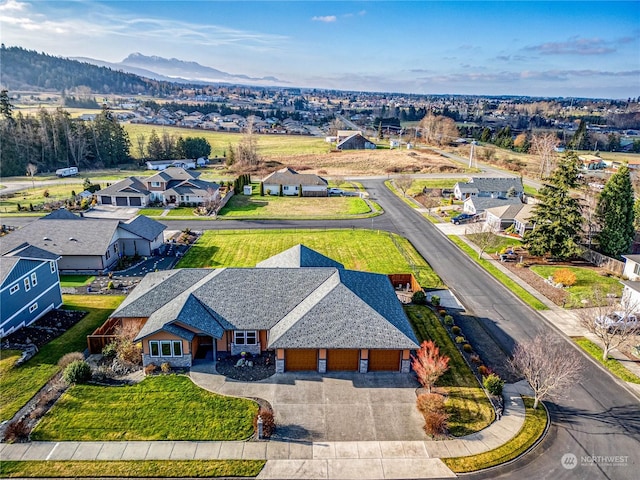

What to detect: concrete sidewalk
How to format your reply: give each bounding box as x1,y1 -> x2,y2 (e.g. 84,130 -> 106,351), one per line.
0,381 -> 531,479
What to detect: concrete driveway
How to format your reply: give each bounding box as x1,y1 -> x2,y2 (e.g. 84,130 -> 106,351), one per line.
190,365 -> 425,442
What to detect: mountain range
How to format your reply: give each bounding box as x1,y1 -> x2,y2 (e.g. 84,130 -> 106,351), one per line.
72,53 -> 286,86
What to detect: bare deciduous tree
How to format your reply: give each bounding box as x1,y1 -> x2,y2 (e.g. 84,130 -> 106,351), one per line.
26,162 -> 37,189
419,189 -> 441,215
332,175 -> 346,189
418,113 -> 459,146
510,334 -> 583,409
530,133 -> 559,179
395,174 -> 413,197
205,187 -> 222,217
578,288 -> 640,362
136,134 -> 146,160
466,221 -> 504,259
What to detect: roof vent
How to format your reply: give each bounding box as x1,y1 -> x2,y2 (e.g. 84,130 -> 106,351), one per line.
69,237 -> 77,241
43,237 -> 51,241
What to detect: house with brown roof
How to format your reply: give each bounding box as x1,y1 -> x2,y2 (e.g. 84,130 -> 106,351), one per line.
88,245 -> 419,373
262,167 -> 328,197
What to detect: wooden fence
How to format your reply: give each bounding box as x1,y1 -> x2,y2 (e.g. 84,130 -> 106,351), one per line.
579,247 -> 625,275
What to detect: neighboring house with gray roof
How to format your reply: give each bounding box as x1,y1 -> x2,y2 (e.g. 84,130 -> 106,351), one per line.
0,212 -> 165,273
454,177 -> 524,201
262,167 -> 328,197
484,203 -> 535,236
463,196 -> 522,216
337,133 -> 377,151
97,167 -> 219,207
90,245 -> 419,373
1,243 -> 62,336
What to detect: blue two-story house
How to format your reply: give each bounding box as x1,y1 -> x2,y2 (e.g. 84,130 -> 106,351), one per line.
0,243 -> 63,336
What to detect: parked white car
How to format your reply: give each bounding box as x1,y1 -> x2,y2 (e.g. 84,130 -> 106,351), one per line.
595,312 -> 640,333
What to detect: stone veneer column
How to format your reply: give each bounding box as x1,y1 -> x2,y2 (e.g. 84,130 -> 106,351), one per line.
359,359 -> 368,373
400,359 -> 411,373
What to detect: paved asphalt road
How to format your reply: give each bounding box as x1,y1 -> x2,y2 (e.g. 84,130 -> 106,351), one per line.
2,180 -> 639,479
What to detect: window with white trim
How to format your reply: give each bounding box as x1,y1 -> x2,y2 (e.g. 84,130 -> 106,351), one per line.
29,303 -> 38,313
635,263 -> 640,276
234,330 -> 258,345
50,261 -> 56,273
31,272 -> 37,286
24,278 -> 31,292
9,284 -> 19,294
149,340 -> 183,357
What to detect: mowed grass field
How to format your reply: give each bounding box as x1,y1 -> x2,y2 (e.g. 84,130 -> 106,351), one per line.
219,193 -> 371,219
177,229 -> 443,288
123,124 -> 331,158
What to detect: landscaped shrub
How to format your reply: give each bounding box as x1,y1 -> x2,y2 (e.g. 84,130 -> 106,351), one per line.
412,290 -> 427,305
161,362 -> 171,373
144,363 -> 157,375
423,411 -> 449,437
416,393 -> 446,415
431,295 -> 441,307
483,373 -> 505,396
444,315 -> 454,326
455,336 -> 465,344
438,309 -> 447,317
62,360 -> 92,385
463,343 -> 473,353
477,365 -> 490,377
253,408 -> 276,438
57,351 -> 84,368
470,354 -> 481,364
107,280 -> 115,290
553,268 -> 577,287
102,342 -> 118,358
451,326 -> 461,335
116,339 -> 142,365
4,418 -> 30,443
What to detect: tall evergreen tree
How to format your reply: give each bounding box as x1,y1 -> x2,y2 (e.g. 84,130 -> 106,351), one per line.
595,164 -> 636,257
525,152 -> 584,260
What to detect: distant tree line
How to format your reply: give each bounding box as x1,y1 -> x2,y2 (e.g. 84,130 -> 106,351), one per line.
0,91 -> 131,176
0,46 -> 184,96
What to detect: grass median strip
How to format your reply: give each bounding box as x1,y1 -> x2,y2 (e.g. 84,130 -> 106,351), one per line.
443,397 -> 548,473
574,337 -> 640,384
405,305 -> 494,436
0,295 -> 124,422
0,460 -> 265,478
448,235 -> 547,310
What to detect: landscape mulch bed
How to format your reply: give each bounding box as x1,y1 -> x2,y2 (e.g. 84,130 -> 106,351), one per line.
215,353 -> 275,381
0,310 -> 86,351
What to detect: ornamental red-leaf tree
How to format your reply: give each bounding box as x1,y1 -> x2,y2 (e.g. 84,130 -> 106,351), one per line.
411,340 -> 450,393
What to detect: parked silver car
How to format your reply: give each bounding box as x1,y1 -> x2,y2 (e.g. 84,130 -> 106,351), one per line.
595,312 -> 640,333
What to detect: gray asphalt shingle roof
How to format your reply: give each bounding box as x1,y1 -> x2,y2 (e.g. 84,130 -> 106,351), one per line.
256,244 -> 344,269
97,177 -> 150,197
121,246 -> 419,351
1,243 -> 60,285
465,196 -> 522,212
458,177 -> 524,194
0,215 -> 165,257
263,167 -> 327,187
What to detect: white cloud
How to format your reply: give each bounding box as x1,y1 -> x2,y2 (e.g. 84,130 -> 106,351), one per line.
0,0 -> 28,12
312,15 -> 337,23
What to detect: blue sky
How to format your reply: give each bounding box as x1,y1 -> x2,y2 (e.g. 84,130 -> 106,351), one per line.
1,0 -> 638,98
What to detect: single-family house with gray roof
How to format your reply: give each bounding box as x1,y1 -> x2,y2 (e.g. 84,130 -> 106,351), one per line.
262,167 -> 328,197
90,245 -> 419,373
1,243 -> 62,336
0,212 -> 165,273
463,196 -> 522,216
484,203 -> 535,236
337,133 -> 377,151
97,167 -> 219,207
454,177 -> 524,201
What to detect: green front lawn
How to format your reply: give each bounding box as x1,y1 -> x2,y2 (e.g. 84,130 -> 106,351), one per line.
0,460 -> 265,478
405,305 -> 494,436
530,265 -> 623,307
408,178 -> 467,196
0,295 -> 124,422
59,275 -> 95,287
574,337 -> 640,384
466,233 -> 522,254
31,375 -> 257,441
218,189 -> 371,219
448,236 -> 547,310
443,397 -> 548,472
177,229 -> 442,288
